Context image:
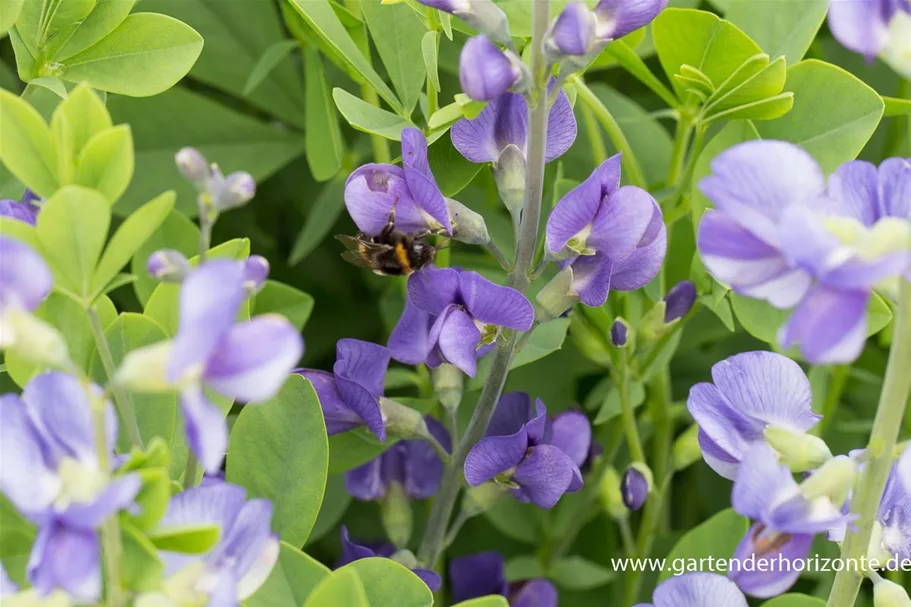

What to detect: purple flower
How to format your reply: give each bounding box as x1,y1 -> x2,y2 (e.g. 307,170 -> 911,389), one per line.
0,189 -> 40,225
546,2 -> 597,57
297,339 -> 391,441
622,465 -> 650,511
155,482 -> 279,604
545,154 -> 667,306
345,128 -> 451,236
687,351 -> 821,480
636,573 -> 748,607
337,527 -> 441,592
828,0 -> 911,60
0,562 -> 16,597
0,237 -> 52,315
593,0 -> 669,41
697,143 -> 911,363
415,0 -> 511,46
345,416 -> 451,500
611,319 -> 628,346
0,373 -> 141,602
450,83 -> 577,166
176,147 -> 256,212
728,523 -> 813,598
166,260 -> 304,473
664,281 -> 696,322
463,393 -> 586,508
147,249 -> 192,283
449,551 -> 558,607
459,36 -> 527,101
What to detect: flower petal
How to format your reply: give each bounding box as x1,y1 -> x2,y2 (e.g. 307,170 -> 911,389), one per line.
203,315 -> 303,402
452,93 -> 528,164
333,373 -> 387,441
828,0 -> 891,59
459,271 -> 534,330
610,204 -> 667,291
413,568 -> 443,593
402,417 -> 450,499
732,443 -> 799,522
180,386 -> 229,474
58,474 -> 141,529
436,307 -> 483,377
593,0 -> 669,40
570,253 -> 613,306
408,266 -> 461,315
346,457 -> 386,501
686,383 -> 759,479
550,411 -> 592,468
486,392 -> 535,438
168,260 -> 246,382
0,199 -> 39,225
28,523 -> 101,602
545,87 -> 578,162
589,186 -> 657,261
652,572 -> 748,607
335,338 -> 391,397
0,394 -> 59,515
546,155 -> 621,253
827,160 -> 880,226
511,579 -> 559,607
344,164 -> 421,235
697,429 -> 742,480
525,398 -> 550,445
158,482 -> 247,530
879,157 -> 911,219
388,298 -> 434,365
778,287 -> 869,364
511,444 -> 581,508
729,525 -> 812,599
296,370 -> 365,436
449,552 -> 508,602
402,127 -> 452,234
215,498 -> 274,579
459,36 -> 519,101
237,534 -> 280,600
464,428 -> 529,486
0,237 -> 52,312
337,526 -> 378,567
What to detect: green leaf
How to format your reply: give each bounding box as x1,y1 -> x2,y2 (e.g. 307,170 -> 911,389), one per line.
705,93 -> 794,123
306,474 -> 351,546
131,208 -> 200,306
127,467 -> 171,530
228,375 -> 329,547
289,178 -> 346,265
549,556 -> 616,591
244,541 -> 331,607
56,0 -> 137,61
29,76 -> 69,99
53,84 -> 114,154
60,13 -> 204,97
75,125 -> 135,205
286,0 -> 402,113
244,39 -> 300,96
724,0 -> 828,65
704,56 -> 787,115
121,520 -> 165,592
148,523 -> 221,553
361,0 -> 427,114
422,30 -> 440,94
99,272 -> 137,295
511,317 -> 571,369
252,280 -> 315,331
340,558 -> 434,607
884,96 -> 911,117
484,497 -> 541,544
659,508 -> 750,582
304,46 -> 344,182
329,430 -> 401,474
761,595 -> 827,607
334,87 -> 416,140
453,598 -> 509,607
93,191 -> 175,297
730,292 -> 790,344
0,0 -> 25,34
754,60 -> 885,173
427,134 -> 483,198
594,380 -> 646,425
0,89 -> 57,197
304,566 -> 369,607
108,87 -> 304,215
37,185 -> 110,298
603,39 -> 680,108
868,292 -> 893,336
653,8 -> 763,100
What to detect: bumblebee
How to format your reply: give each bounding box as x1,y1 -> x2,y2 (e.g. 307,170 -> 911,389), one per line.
336,210 -> 440,276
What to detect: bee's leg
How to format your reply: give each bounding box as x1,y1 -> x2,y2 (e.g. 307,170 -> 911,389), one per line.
380,200 -> 398,238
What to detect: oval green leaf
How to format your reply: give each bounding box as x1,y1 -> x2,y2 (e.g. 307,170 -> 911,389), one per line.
340,558 -> 434,607
659,508 -> 750,583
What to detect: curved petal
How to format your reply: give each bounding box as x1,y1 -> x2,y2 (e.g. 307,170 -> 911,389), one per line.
452,93 -> 528,164
464,428 -> 529,486
216,498 -> 274,578
698,141 -> 826,245
158,482 -> 246,531
778,287 -> 869,364
337,526 -> 377,567
28,523 -> 101,602
403,418 -> 450,499
459,36 -> 519,101
388,299 -> 434,365
237,534 -> 280,600
487,392 -> 534,438
335,338 -> 391,396
408,266 -> 460,315
0,394 -> 59,514
570,253 -> 613,306
652,572 -> 748,607
459,271 -> 534,330
332,373 -> 386,441
413,568 -> 442,593
0,237 -> 52,311
546,155 -> 621,253
545,87 -> 577,162
168,260 -> 246,383
449,552 -> 508,602
525,398 -> 550,445
550,411 -> 592,468
593,0 -> 669,40
511,579 -> 559,607
610,202 -> 667,291
686,383 -> 759,477
0,560 -> 17,596
767,492 -> 848,537
511,445 -> 580,508
589,186 -> 657,261
729,525 -> 812,599
345,457 -> 386,501
710,351 -> 820,432
344,164 -> 414,235
0,199 -> 39,225
435,307 -> 482,377
58,473 -> 141,529
180,386 -> 229,474
203,316 -> 303,402
296,370 -> 363,435
827,160 -> 880,226
698,429 -> 742,480
879,157 -> 911,219
402,128 -> 452,234
732,443 -> 799,522
828,0 -> 891,59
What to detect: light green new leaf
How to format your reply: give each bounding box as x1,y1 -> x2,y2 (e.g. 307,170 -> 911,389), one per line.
453,598 -> 509,607
244,39 -> 299,96
659,509 -> 749,582
76,125 -> 135,205
704,56 -> 787,115
705,93 -> 794,123
92,191 -> 175,296
56,0 -> 137,60
422,30 -> 441,94
304,567 -> 369,607
725,0 -> 828,65
304,46 -> 343,182
334,87 -> 416,140
252,280 -> 314,331
61,13 -> 203,97
427,135 -> 483,197
0,89 -> 57,197
121,520 -> 165,592
50,106 -> 75,185
761,595 -> 826,607
131,209 -> 199,306
550,556 -> 615,591
604,39 -> 679,108
37,185 -> 110,298
340,558 -> 433,607
54,84 -> 113,153
228,375 -> 328,547
361,0 -> 427,114
289,178 -> 346,265
147,523 -> 221,553
286,0 -> 402,113
0,0 -> 25,34
244,542 -> 330,607
29,77 -> 69,99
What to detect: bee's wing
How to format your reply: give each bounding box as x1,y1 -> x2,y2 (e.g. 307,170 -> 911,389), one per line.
341,250 -> 374,269
335,234 -> 363,252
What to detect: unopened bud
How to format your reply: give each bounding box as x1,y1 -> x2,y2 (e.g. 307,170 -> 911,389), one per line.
800,455 -> 857,506
389,548 -> 420,570
381,482 -> 413,548
243,255 -> 270,293
663,281 -> 696,323
598,467 -> 628,519
115,342 -> 175,393
673,424 -> 702,471
175,147 -> 210,185
446,198 -> 490,245
3,310 -> 70,369
536,266 -> 578,322
765,425 -> 833,473
432,363 -> 463,411
874,577 -> 911,607
544,1 -> 598,64
147,249 -> 191,283
380,397 -> 428,438
214,171 -> 256,210
622,463 -> 653,511
493,145 -> 526,218
459,36 -> 529,101
638,300 -> 668,341
462,482 -> 507,516
610,319 -> 628,347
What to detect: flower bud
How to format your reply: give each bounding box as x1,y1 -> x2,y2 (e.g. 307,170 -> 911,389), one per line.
459,36 -> 529,101
147,249 -> 191,283
2,310 -> 70,370
663,281 -> 696,323
380,397 -> 429,438
598,466 -> 628,519
673,424 -> 702,471
638,299 -> 668,341
243,255 -> 270,293
175,147 -> 210,185
610,319 -> 628,347
544,1 -> 598,62
799,455 -> 857,506
593,0 -> 669,42
462,482 -> 507,516
536,266 -> 578,322
214,171 -> 256,210
381,482 -> 413,548
433,363 -> 463,412
419,0 -> 512,46
493,144 -> 526,217
446,198 -> 490,245
115,342 -> 175,393
622,463 -> 652,511
874,577 -> 911,607
764,425 -> 833,473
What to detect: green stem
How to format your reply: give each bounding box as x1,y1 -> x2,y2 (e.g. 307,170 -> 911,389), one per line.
618,361 -> 646,463
87,307 -> 143,448
647,368 -> 673,532
91,390 -> 126,607
666,119 -> 693,186
572,76 -> 647,189
619,518 -> 636,557
826,280 -> 911,607
486,240 -> 512,271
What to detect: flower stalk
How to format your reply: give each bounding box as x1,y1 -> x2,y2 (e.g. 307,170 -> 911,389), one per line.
91,389 -> 126,607
826,280 -> 911,607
